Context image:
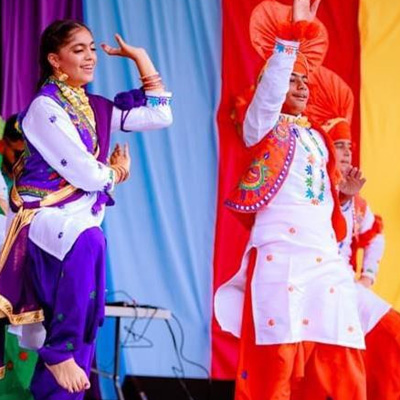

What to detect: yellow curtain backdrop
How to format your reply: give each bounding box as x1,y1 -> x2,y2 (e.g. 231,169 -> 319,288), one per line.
359,0 -> 400,309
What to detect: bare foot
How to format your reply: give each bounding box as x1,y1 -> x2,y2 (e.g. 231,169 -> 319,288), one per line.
45,358 -> 91,393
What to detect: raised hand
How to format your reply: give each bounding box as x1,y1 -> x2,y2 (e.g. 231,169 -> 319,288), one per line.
293,0 -> 322,22
101,34 -> 158,79
339,166 -> 366,197
101,34 -> 147,62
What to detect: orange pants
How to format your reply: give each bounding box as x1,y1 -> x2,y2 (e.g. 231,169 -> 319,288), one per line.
235,250 -> 367,400
364,308 -> 400,400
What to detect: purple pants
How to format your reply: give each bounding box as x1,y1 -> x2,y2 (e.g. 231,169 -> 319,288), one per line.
29,227 -> 106,400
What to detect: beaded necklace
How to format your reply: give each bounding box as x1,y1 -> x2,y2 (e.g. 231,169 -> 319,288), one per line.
49,77 -> 96,130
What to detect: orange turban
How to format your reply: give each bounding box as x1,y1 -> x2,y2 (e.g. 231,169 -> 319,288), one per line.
307,66 -> 354,141
250,0 -> 329,75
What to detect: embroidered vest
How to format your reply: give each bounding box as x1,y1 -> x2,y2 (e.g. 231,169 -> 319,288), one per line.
225,115 -> 347,241
15,83 -> 112,199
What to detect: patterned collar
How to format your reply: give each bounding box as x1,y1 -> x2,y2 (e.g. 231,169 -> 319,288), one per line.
279,113 -> 311,128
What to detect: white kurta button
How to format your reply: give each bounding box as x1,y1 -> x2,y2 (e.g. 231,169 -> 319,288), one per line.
267,318 -> 275,327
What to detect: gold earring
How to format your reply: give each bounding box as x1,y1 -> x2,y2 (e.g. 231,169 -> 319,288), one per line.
56,68 -> 69,82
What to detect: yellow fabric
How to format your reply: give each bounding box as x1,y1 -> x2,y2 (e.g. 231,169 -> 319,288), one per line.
359,0 -> 400,309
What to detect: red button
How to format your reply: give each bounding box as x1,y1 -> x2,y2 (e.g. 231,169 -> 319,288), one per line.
267,318 -> 275,327
266,254 -> 273,262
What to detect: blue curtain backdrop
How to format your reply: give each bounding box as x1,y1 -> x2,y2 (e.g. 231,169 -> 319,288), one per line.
83,0 -> 221,395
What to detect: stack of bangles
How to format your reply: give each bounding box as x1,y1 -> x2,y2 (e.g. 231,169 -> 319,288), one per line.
140,72 -> 165,91
111,164 -> 130,184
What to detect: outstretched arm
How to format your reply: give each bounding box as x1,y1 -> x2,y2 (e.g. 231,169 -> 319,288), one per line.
101,34 -> 162,92
293,0 -> 322,22
243,0 -> 322,147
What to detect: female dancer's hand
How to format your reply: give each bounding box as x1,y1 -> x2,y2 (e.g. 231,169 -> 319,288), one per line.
101,34 -> 158,78
293,0 -> 322,22
110,143 -> 131,173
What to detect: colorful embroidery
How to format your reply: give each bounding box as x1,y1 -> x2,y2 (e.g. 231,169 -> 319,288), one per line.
57,313 -> 65,321
239,155 -> 272,194
275,42 -> 298,56
226,118 -> 296,213
52,88 -> 98,153
16,185 -> 53,198
147,96 -> 172,108
273,121 -> 290,141
16,82 -> 98,199
66,342 -> 74,351
293,127 -> 326,205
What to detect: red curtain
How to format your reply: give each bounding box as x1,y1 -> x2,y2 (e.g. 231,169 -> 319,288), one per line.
212,0 -> 361,379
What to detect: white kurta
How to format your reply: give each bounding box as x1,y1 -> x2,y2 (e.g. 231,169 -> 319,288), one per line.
215,39 -> 365,349
16,90 -> 172,260
340,199 -> 385,282
340,200 -> 390,334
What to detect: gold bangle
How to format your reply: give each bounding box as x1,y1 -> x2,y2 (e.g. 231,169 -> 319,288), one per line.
143,83 -> 165,91
140,72 -> 159,81
141,75 -> 162,82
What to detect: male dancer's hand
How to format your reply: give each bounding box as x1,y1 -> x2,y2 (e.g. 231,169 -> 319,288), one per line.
293,0 -> 322,22
359,276 -> 373,289
339,166 -> 366,197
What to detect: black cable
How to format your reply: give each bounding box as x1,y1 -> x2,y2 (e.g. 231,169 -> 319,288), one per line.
170,313 -> 210,379
164,313 -> 212,400
165,318 -> 196,400
105,290 -> 137,305
121,308 -> 157,349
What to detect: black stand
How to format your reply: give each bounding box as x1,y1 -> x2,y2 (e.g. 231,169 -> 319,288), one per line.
92,316 -> 125,400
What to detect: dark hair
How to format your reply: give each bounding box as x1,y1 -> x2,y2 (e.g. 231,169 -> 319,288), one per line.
3,114 -> 23,143
37,19 -> 91,90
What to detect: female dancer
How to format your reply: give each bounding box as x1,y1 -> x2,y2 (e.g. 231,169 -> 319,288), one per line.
0,19 -> 172,399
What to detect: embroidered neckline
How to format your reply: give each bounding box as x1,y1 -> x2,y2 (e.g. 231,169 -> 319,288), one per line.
48,77 -> 96,131
292,126 -> 326,205
279,113 -> 311,128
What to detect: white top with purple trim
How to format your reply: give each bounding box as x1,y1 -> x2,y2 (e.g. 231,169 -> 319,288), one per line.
12,90 -> 172,261
215,39 -> 365,349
